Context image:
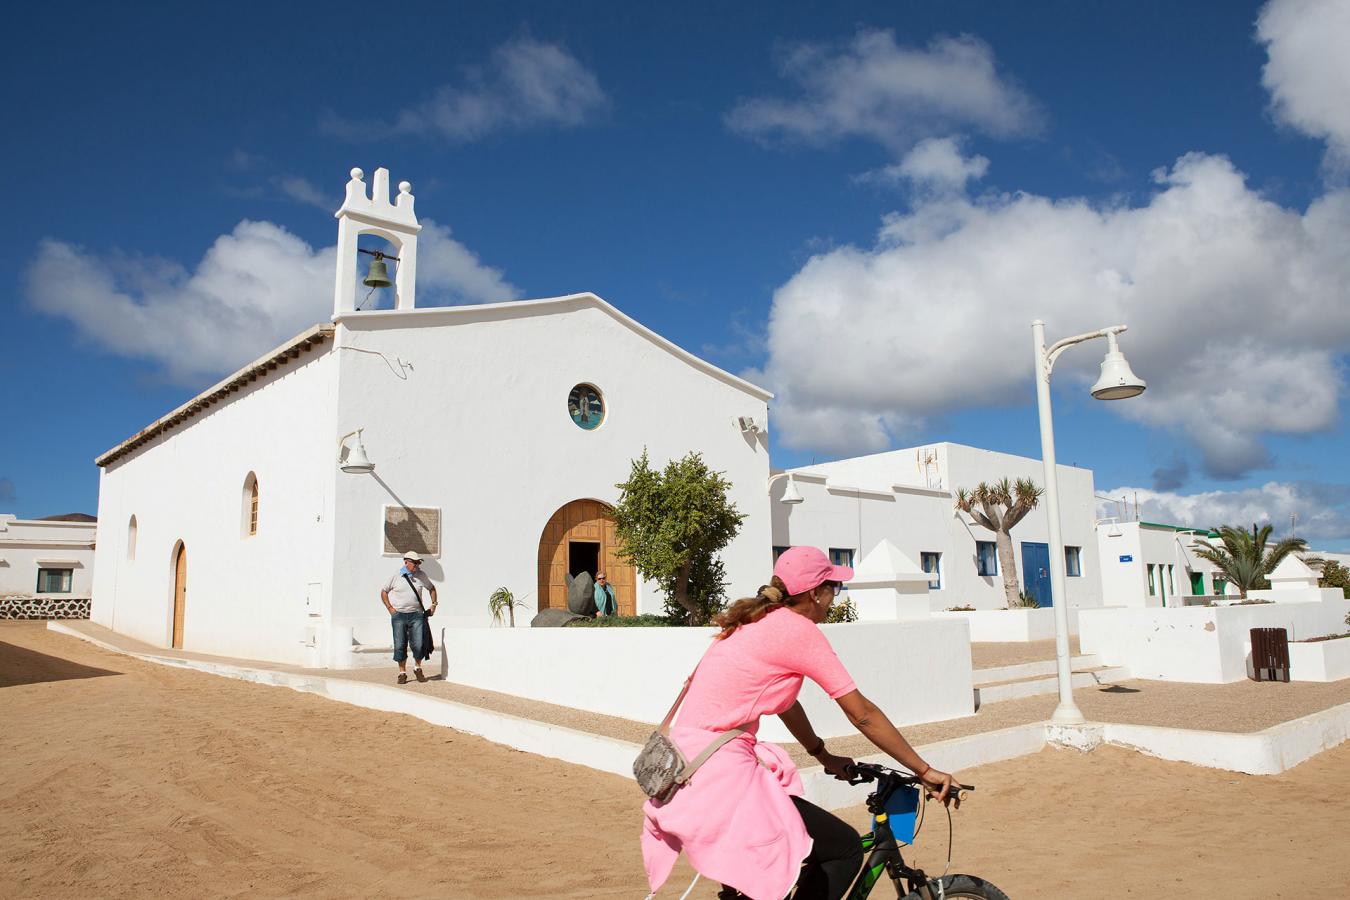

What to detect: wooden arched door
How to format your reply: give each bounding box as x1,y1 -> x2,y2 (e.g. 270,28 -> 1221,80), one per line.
171,542 -> 187,649
537,500 -> 635,616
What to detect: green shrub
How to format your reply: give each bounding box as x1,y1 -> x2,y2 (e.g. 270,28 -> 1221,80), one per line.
825,596 -> 858,623
566,614 -> 675,628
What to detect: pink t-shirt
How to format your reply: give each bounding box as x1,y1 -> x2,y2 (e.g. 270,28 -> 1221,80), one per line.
676,607 -> 857,732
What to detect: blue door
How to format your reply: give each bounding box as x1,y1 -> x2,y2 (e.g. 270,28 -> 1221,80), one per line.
1021,541 -> 1053,607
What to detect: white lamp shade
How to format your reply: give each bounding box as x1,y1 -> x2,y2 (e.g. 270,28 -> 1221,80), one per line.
780,478 -> 804,505
1090,350 -> 1146,400
340,438 -> 375,474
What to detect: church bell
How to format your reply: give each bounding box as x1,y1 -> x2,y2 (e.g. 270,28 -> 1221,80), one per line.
363,257 -> 394,290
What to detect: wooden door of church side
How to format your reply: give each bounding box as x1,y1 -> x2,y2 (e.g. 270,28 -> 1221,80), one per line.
172,544 -> 187,649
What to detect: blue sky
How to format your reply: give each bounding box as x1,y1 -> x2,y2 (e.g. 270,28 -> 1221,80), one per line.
3,0 -> 1349,547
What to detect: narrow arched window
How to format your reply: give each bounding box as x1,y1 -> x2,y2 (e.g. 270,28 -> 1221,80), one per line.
127,514 -> 138,561
241,472 -> 259,538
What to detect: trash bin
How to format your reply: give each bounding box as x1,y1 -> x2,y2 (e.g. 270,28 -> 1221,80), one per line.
1250,627 -> 1290,682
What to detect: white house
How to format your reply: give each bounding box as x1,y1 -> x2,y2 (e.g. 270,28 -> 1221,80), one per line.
90,168 -> 773,667
770,442 -> 1103,613
1096,521 -> 1239,608
0,513 -> 97,618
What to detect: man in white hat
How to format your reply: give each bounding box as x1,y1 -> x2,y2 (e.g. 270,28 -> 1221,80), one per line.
380,551 -> 438,684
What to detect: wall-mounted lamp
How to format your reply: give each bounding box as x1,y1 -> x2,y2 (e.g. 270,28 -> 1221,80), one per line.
767,472 -> 803,505
338,429 -> 375,474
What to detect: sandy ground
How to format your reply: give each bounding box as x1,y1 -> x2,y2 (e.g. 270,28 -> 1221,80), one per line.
4,621 -> 1349,899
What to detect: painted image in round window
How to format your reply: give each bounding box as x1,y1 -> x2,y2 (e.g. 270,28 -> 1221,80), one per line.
568,384 -> 605,430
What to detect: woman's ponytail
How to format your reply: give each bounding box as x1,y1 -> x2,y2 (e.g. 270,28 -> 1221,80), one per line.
713,576 -> 791,639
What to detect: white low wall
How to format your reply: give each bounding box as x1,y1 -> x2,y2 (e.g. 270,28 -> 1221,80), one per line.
1289,638 -> 1350,682
933,607 -> 1080,642
441,619 -> 975,740
1079,598 -> 1350,683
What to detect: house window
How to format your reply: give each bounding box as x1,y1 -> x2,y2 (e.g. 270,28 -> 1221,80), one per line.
828,548 -> 854,590
1188,570 -> 1205,595
1147,564 -> 1156,596
567,383 -> 605,430
921,552 -> 942,589
976,541 -> 997,576
1065,546 -> 1082,577
1213,576 -> 1227,596
127,514 -> 137,561
1167,565 -> 1176,596
37,568 -> 73,593
772,546 -> 790,563
241,472 -> 259,538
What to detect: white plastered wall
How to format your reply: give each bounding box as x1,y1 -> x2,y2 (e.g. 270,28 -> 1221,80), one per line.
1096,522 -> 1228,608
0,516 -> 97,597
328,297 -> 772,647
772,442 -> 1102,611
90,352 -> 338,665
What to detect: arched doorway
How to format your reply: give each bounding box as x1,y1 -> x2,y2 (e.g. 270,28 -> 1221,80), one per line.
171,542 -> 187,649
537,500 -> 635,616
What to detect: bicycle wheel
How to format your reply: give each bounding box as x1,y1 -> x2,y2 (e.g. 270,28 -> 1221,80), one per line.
901,874 -> 1010,899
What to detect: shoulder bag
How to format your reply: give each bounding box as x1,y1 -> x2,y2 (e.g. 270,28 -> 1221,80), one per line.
633,663 -> 746,803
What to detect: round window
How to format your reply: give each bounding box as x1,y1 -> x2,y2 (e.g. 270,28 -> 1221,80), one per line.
568,383 -> 605,430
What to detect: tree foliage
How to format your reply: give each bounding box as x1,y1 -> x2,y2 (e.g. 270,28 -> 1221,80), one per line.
613,450 -> 745,625
954,478 -> 1044,608
1315,559 -> 1350,599
1191,523 -> 1307,598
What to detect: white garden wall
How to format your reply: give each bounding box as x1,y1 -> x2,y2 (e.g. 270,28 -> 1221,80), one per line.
440,619 -> 974,740
1288,638 -> 1350,682
1079,597 -> 1350,683
933,607 -> 1080,642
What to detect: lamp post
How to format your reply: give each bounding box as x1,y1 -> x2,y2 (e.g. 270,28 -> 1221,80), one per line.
1033,320 -> 1146,725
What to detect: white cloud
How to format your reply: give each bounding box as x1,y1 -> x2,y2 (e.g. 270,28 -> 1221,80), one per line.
726,30 -> 1043,151
324,37 -> 607,142
26,219 -> 520,383
757,152 -> 1350,475
1257,0 -> 1350,169
274,175 -> 331,211
1099,482 -> 1350,544
859,137 -> 990,189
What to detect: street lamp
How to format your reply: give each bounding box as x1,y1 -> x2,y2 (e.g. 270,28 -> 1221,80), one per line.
1033,320 -> 1145,725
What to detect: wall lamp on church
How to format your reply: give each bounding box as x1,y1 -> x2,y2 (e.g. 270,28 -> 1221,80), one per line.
767,472 -> 803,505
338,429 -> 376,474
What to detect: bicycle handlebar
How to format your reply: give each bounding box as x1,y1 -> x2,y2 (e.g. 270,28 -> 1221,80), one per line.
843,761 -> 974,793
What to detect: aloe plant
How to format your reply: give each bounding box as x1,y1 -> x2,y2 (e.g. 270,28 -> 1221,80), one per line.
488,586 -> 526,627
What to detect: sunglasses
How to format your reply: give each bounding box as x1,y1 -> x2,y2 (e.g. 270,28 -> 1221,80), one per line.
823,581 -> 843,596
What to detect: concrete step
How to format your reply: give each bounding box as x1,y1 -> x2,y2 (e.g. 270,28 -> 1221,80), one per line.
974,666 -> 1131,708
974,654 -> 1102,686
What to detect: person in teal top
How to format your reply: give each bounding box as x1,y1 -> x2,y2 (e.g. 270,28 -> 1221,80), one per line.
594,571 -> 616,616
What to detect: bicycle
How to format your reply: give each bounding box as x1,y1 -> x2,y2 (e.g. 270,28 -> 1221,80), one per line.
838,762 -> 1009,900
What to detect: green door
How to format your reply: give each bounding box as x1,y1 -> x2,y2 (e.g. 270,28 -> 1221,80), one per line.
1189,571 -> 1204,595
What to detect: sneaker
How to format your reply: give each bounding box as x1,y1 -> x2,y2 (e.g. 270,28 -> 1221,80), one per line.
414,667 -> 427,683
397,672 -> 408,685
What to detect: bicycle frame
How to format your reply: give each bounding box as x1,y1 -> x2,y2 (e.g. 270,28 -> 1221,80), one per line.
847,808 -> 929,899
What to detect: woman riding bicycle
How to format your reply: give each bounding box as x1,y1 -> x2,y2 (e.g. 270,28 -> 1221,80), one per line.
641,546 -> 957,900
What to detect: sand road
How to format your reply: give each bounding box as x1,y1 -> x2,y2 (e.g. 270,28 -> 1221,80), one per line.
3,621 -> 1348,898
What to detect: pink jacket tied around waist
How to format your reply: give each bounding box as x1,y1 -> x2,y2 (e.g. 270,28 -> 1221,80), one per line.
639,607 -> 857,899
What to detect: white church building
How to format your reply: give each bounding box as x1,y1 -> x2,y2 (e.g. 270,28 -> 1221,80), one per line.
90,168 -> 774,666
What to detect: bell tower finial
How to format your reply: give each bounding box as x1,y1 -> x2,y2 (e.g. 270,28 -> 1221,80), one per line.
332,166 -> 421,316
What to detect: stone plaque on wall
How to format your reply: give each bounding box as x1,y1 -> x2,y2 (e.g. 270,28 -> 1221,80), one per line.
383,506 -> 441,556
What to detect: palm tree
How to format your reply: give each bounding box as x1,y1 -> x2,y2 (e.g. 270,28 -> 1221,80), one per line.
1191,523 -> 1307,598
954,478 -> 1045,608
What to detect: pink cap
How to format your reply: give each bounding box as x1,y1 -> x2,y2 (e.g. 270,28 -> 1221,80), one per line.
773,546 -> 853,596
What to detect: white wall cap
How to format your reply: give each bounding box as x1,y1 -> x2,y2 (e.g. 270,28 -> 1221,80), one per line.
333,291 -> 773,402
1268,554 -> 1319,587
850,539 -> 931,588
35,558 -> 84,567
335,166 -> 420,232
890,482 -> 952,498
825,482 -> 895,501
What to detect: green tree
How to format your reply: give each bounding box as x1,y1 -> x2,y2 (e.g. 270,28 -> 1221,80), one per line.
614,450 -> 745,624
1192,523 -> 1307,598
1315,559 -> 1350,599
954,478 -> 1045,608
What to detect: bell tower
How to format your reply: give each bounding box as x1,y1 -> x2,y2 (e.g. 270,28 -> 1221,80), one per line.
332,166 -> 421,315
